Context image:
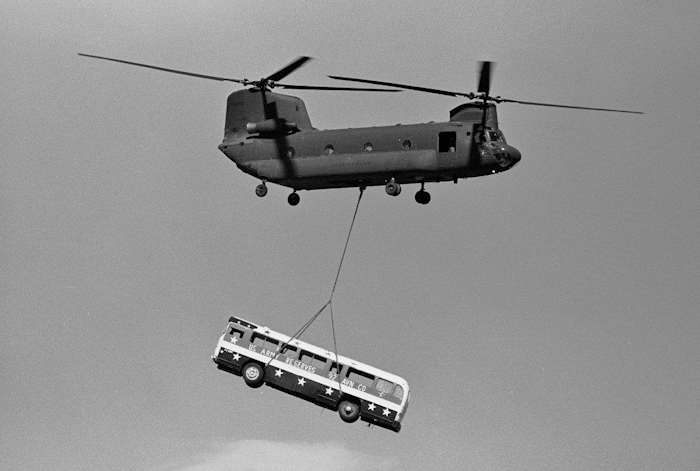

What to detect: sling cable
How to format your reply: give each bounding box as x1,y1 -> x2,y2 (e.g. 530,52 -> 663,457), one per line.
267,187 -> 365,393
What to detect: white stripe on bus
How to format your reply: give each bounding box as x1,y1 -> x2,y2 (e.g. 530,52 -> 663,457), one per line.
218,340 -> 403,412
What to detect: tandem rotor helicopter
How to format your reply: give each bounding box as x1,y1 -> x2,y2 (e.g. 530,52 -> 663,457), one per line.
79,53 -> 642,205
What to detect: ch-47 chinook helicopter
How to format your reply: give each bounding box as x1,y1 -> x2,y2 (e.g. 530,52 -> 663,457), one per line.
79,54 -> 642,205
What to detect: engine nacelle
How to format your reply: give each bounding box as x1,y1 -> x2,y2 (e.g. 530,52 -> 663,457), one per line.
246,119 -> 298,134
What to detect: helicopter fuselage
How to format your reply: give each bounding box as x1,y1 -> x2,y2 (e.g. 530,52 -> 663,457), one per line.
218,90 -> 521,193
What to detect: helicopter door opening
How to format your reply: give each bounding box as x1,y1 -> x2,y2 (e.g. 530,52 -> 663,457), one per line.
438,132 -> 456,153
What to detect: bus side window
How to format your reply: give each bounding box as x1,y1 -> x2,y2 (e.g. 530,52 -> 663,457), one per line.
228,327 -> 244,340
347,368 -> 375,388
376,378 -> 394,395
280,345 -> 298,358
251,333 -> 280,351
300,351 -> 328,370
393,384 -> 404,400
328,362 -> 344,378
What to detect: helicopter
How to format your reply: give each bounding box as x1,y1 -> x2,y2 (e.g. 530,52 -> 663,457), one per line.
79,54 -> 642,205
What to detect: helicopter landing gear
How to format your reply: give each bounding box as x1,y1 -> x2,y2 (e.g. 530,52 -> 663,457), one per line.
415,182 -> 430,204
385,179 -> 401,196
287,192 -> 300,206
415,189 -> 431,204
255,182 -> 268,198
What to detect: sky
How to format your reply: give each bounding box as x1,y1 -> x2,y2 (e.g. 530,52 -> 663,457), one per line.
2,1 -> 699,469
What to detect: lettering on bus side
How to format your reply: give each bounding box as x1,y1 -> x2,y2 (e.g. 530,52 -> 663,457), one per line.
346,368 -> 374,393
249,333 -> 279,357
283,357 -> 316,374
259,349 -> 277,358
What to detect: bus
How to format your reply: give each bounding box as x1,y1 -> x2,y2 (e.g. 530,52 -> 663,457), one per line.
212,316 -> 410,432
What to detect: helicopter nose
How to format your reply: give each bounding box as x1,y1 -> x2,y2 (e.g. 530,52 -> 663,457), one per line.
505,144 -> 521,163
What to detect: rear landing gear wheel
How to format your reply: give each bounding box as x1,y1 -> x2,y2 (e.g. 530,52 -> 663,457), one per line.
255,183 -> 268,198
338,399 -> 361,423
415,190 -> 431,204
385,180 -> 401,196
287,192 -> 300,206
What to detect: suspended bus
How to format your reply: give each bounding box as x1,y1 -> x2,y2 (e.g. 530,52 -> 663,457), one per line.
212,316 -> 410,432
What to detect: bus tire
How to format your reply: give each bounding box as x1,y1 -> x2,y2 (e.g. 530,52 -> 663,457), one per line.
242,362 -> 264,388
338,399 -> 361,423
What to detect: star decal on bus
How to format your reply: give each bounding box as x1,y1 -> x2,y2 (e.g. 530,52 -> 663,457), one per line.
232,353 -> 241,361
230,337 -> 239,344
368,403 -> 376,411
324,387 -> 334,396
275,369 -> 283,377
382,408 -> 391,417
297,377 -> 306,386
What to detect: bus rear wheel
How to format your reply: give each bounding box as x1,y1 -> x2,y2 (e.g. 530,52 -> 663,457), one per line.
338,399 -> 361,423
243,362 -> 264,388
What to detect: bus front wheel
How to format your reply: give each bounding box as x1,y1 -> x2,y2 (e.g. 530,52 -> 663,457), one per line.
243,362 -> 264,388
338,400 -> 361,423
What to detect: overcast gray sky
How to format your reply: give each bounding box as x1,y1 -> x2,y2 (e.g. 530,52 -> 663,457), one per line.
2,1 -> 699,470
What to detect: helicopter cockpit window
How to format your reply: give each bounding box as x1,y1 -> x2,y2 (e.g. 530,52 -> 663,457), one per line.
488,131 -> 502,142
324,145 -> 334,155
438,132 -> 456,152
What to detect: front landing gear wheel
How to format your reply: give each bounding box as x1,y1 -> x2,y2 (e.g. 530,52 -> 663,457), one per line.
415,190 -> 431,204
287,192 -> 300,206
242,362 -> 264,388
385,180 -> 401,196
338,399 -> 361,423
255,183 -> 268,198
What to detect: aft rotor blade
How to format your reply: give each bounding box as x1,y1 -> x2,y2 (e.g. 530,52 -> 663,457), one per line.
279,83 -> 401,92
328,75 -> 473,98
477,61 -> 493,94
497,98 -> 644,114
266,56 -> 312,82
78,53 -> 245,83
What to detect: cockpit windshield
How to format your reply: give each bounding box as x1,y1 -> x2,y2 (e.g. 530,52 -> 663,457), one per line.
475,129 -> 504,144
487,130 -> 503,142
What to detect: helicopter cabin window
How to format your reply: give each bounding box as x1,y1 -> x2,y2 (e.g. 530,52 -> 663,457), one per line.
364,142 -> 373,152
439,132 -> 457,152
402,139 -> 412,150
324,145 -> 334,155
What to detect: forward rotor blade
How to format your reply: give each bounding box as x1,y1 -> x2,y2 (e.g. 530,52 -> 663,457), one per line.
266,56 -> 312,82
78,53 -> 245,83
477,61 -> 493,95
279,83 -> 401,92
329,75 -> 473,97
497,98 -> 644,114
